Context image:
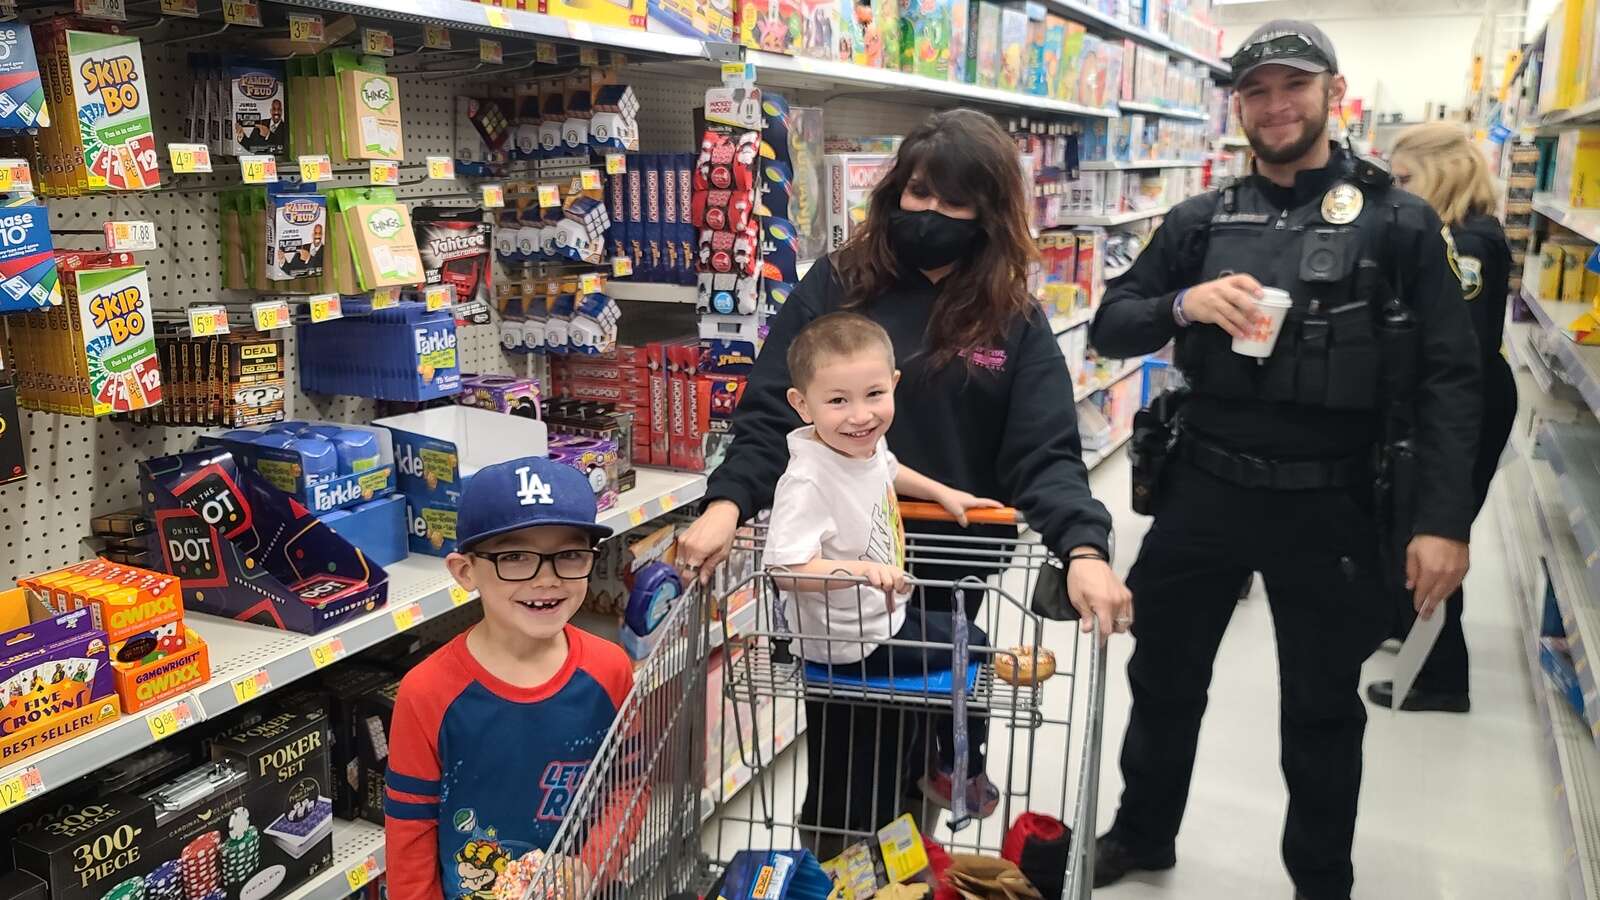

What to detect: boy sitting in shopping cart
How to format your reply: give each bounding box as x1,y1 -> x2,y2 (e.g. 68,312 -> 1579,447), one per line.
383,457 -> 634,900
764,311 -> 1005,825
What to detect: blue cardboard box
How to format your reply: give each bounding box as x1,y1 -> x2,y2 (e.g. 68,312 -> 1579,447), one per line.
199,422 -> 396,516
320,495 -> 409,567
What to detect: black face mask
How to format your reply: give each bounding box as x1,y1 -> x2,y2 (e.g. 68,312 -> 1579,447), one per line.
887,208 -> 983,272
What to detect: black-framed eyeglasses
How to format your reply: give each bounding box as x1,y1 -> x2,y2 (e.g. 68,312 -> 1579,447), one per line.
470,548 -> 598,581
1229,34 -> 1332,75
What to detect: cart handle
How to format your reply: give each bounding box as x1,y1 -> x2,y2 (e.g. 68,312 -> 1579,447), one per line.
898,500 -> 1019,526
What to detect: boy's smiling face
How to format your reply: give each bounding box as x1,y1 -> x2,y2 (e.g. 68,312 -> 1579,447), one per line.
786,349 -> 900,459
446,525 -> 593,644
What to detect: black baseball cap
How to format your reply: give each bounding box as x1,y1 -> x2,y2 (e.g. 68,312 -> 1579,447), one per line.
1228,20 -> 1339,85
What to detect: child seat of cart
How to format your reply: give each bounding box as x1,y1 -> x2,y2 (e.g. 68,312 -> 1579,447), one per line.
801,659 -> 981,693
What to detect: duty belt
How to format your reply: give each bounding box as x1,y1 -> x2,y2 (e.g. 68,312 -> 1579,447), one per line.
1178,432 -> 1370,491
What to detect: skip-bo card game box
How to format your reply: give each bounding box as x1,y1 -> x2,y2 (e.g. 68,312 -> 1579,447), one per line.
139,448 -> 388,634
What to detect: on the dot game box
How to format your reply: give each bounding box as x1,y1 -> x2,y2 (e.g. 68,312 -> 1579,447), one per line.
138,448 -> 388,634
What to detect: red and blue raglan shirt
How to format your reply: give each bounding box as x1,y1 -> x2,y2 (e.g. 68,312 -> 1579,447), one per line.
383,626 -> 634,900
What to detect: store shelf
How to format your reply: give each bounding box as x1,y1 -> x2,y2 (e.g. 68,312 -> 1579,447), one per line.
1084,431 -> 1132,471
1079,159 -> 1205,170
1074,358 -> 1144,401
1217,135 -> 1250,148
1539,96 -> 1600,130
281,820 -> 387,900
703,702 -> 804,826
1520,286 -> 1600,419
1526,433 -> 1600,741
1050,309 -> 1093,334
607,281 -> 698,304
280,0 -> 707,58
1056,205 -> 1172,227
1045,0 -> 1230,75
742,50 -> 1119,118
1532,194 -> 1600,244
1117,101 -> 1208,121
0,468 -> 705,813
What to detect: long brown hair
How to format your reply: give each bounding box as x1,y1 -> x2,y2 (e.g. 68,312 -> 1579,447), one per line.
834,109 -> 1038,370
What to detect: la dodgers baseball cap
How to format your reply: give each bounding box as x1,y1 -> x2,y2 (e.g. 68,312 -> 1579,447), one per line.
455,456 -> 613,551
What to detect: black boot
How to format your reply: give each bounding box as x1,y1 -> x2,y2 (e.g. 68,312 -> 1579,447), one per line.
1092,834 -> 1175,887
1366,680 -> 1470,713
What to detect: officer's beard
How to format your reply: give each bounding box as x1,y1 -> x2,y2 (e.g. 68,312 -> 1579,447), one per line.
1245,92 -> 1331,165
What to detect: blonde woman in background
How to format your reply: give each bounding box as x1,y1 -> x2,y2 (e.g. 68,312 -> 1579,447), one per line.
1367,121 -> 1517,714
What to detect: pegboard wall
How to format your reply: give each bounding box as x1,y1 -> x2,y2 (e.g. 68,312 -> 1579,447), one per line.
4,12 -> 1025,575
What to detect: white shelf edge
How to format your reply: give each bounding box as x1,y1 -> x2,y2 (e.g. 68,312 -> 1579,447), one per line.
1074,358 -> 1144,401
606,281 -> 698,304
1085,430 -> 1133,470
1117,101 -> 1210,121
280,820 -> 387,900
1050,309 -> 1094,334
1538,96 -> 1600,129
1532,194 -> 1600,245
1080,159 -> 1205,170
1054,204 -> 1174,227
1045,0 -> 1230,75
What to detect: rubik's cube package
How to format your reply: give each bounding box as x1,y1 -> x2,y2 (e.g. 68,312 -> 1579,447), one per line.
140,447 -> 389,633
0,24 -> 48,133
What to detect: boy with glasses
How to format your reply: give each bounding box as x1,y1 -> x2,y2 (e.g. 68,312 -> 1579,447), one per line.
383,457 -> 633,900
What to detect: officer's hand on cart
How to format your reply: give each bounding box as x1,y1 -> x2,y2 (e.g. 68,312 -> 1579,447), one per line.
677,499 -> 742,583
1406,534 -> 1470,619
930,487 -> 1004,527
1064,548 -> 1134,638
1180,273 -> 1268,339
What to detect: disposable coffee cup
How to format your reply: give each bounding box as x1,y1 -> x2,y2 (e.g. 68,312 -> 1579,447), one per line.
1232,287 -> 1293,358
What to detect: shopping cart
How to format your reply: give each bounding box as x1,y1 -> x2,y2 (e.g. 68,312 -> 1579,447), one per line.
527,509 -> 1108,900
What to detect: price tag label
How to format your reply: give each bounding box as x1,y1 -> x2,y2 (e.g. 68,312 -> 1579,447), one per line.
309,294 -> 343,323
391,601 -> 424,631
74,0 -> 125,21
605,154 -> 627,175
240,155 -> 277,184
369,159 -> 400,185
580,47 -> 600,66
628,507 -> 645,526
426,156 -> 455,181
480,39 -> 503,64
536,42 -> 558,64
449,585 -> 471,607
580,169 -> 602,191
231,669 -> 271,705
578,273 -> 602,295
221,0 -> 261,26
537,184 -> 561,208
0,767 -> 42,812
159,0 -> 198,15
483,6 -> 509,28
611,256 -> 633,277
370,286 -> 400,310
362,27 -> 395,57
721,61 -> 754,85
104,220 -> 157,252
168,143 -> 212,174
663,492 -> 679,510
309,637 -> 346,669
569,21 -> 593,43
424,284 -> 455,311
251,299 -> 291,331
345,855 -> 379,892
188,306 -> 229,337
287,12 -> 324,43
424,25 -> 452,49
298,155 -> 331,182
0,159 -> 33,192
480,183 -> 505,208
145,698 -> 197,741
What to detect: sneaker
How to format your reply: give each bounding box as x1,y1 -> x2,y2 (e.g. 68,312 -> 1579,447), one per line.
918,767 -> 1000,818
1366,680 -> 1470,713
1092,834 -> 1175,888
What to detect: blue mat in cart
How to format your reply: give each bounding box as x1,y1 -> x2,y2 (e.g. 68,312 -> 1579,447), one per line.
801,661 -> 980,695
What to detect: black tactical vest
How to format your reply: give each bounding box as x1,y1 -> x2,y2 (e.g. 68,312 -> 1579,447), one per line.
1174,166 -> 1406,412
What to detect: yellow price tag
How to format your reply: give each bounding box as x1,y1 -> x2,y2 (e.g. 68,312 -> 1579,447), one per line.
481,184 -> 505,209
605,154 -> 627,175
537,184 -> 561,208
309,637 -> 346,669
0,159 -> 31,192
425,284 -> 454,311
188,307 -> 228,337
611,256 -> 633,277
663,493 -> 678,510
145,699 -> 196,741
363,28 -> 395,57
309,294 -> 343,323
231,669 -> 271,705
221,0 -> 260,26
483,7 -> 509,28
424,25 -> 452,49
449,585 -> 471,607
580,47 -> 600,66
427,156 -> 455,181
287,12 -> 323,43
251,300 -> 291,331
345,855 -> 379,892
537,42 -> 558,64
168,143 -> 211,174
392,602 -> 424,631
0,767 -> 42,812
370,287 -> 399,310
578,273 -> 602,295
298,155 -> 331,182
240,155 -> 277,184
480,39 -> 503,64
580,169 -> 602,191
160,0 -> 198,15
370,159 -> 400,186
628,507 -> 645,526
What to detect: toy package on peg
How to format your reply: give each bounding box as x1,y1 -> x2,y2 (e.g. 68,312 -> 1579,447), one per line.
265,186 -> 328,282
562,73 -> 592,152
0,198 -> 59,312
512,85 -> 542,160
591,83 -> 638,152
34,24 -> 159,193
454,96 -> 510,174
0,23 -> 48,133
414,206 -> 492,305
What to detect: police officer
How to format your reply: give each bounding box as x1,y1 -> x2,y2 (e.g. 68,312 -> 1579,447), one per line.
1088,21 -> 1481,900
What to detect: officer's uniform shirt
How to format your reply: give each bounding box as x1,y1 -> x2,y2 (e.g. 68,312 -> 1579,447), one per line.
1090,144 -> 1482,541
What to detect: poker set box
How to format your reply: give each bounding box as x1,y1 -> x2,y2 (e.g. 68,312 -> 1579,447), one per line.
10,705 -> 333,900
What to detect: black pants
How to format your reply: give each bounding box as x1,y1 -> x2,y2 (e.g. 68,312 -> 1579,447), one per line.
1107,458 -> 1390,900
799,607 -> 990,843
1396,355 -> 1517,694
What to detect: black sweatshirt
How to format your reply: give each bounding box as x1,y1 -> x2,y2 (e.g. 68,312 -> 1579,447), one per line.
1089,148 -> 1483,542
704,255 -> 1114,557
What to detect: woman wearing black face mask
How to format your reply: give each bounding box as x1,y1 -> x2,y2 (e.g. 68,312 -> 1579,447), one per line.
678,108 -> 1128,841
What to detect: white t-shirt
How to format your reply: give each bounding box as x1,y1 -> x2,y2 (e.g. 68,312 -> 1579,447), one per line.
764,426 -> 909,664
